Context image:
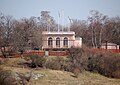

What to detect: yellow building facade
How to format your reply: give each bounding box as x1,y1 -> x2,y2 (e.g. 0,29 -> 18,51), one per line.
42,31 -> 82,50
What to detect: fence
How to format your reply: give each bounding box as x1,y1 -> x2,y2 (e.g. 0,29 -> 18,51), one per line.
92,49 -> 120,53
0,49 -> 119,58
14,49 -> 120,57
14,51 -> 68,57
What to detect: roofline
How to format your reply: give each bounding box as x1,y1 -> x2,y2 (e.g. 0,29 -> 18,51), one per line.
42,31 -> 75,35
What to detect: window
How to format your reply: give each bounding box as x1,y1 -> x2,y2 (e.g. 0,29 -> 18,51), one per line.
56,37 -> 60,47
63,37 -> 68,47
48,37 -> 53,47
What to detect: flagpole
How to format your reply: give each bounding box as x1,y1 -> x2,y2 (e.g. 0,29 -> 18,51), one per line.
68,16 -> 72,31
62,10 -> 64,32
58,11 -> 60,32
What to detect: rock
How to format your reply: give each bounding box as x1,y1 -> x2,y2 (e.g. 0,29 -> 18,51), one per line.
32,73 -> 45,80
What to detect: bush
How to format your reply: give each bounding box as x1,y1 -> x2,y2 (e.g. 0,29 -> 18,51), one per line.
45,56 -> 67,70
87,50 -> 120,78
73,68 -> 80,78
0,58 -> 9,65
0,58 -> 4,65
68,48 -> 89,73
68,47 -> 120,79
23,48 -> 120,79
24,54 -> 46,68
0,70 -> 17,85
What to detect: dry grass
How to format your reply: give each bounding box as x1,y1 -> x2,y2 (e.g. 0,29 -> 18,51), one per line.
30,70 -> 120,85
0,58 -> 120,85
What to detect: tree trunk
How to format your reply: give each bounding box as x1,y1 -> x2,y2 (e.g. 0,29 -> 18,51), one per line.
0,47 -> 7,58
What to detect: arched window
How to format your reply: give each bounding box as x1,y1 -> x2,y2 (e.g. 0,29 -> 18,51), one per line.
63,37 -> 68,47
48,37 -> 53,47
56,37 -> 60,47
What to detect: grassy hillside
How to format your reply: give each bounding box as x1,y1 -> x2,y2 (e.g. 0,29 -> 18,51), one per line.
30,69 -> 120,85
2,66 -> 120,85
1,58 -> 120,85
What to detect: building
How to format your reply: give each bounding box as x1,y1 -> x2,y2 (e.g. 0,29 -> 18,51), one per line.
42,31 -> 82,50
101,43 -> 119,49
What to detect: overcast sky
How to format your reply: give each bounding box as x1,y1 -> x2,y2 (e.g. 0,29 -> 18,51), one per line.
0,0 -> 120,25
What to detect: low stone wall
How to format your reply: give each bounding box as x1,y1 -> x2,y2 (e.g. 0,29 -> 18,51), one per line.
15,51 -> 45,57
14,51 -> 68,57
49,51 -> 68,56
0,49 -> 119,58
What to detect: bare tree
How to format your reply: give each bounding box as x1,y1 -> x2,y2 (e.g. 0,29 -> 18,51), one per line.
12,17 -> 39,52
39,11 -> 57,31
88,10 -> 107,48
109,17 -> 120,46
70,19 -> 87,37
69,19 -> 91,46
0,13 -> 15,57
103,16 -> 120,48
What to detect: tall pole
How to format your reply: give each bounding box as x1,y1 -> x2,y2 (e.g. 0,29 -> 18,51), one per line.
58,11 -> 60,32
68,16 -> 72,31
62,10 -> 64,32
47,18 -> 50,32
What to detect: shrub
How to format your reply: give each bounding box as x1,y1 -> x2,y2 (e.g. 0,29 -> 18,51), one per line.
73,68 -> 80,78
87,50 -> 120,78
67,47 -> 120,79
45,56 -> 67,70
0,58 -> 9,65
68,48 -> 89,73
24,54 -> 46,68
0,58 -> 4,65
0,70 -> 17,85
